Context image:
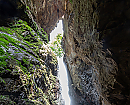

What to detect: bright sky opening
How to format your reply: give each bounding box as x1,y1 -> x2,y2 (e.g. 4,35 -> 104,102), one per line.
50,20 -> 63,42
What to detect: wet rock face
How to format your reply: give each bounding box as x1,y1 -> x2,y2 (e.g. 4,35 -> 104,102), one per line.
0,0 -> 59,103
62,0 -> 130,104
0,22 -> 59,104
1,0 -> 130,104
98,0 -> 130,104
63,0 -> 109,104
0,0 -> 62,104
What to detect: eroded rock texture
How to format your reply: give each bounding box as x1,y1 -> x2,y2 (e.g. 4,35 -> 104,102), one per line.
63,0 -> 130,105
98,1 -> 130,104
0,0 -> 65,40
0,22 -> 59,105
0,0 -> 60,104
1,0 -> 130,105
21,0 -> 64,39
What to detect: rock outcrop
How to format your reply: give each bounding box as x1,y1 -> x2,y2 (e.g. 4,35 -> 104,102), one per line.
0,0 -> 60,104
1,0 -> 130,105
63,0 -> 130,105
21,0 -> 64,39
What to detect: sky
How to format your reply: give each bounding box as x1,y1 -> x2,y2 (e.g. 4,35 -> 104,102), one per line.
50,20 -> 63,42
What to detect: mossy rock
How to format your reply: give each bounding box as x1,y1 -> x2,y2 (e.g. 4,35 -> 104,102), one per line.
0,18 -> 58,105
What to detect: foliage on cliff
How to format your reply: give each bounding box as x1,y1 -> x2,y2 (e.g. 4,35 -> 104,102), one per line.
0,2 -> 59,104
50,34 -> 64,58
0,18 -> 59,105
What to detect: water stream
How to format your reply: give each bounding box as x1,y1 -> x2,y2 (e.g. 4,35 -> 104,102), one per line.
50,20 -> 71,105
58,57 -> 71,105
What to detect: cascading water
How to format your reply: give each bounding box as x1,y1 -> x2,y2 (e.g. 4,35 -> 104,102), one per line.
50,20 -> 71,105
58,56 -> 71,105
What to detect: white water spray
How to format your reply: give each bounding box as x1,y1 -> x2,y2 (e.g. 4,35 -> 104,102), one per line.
50,20 -> 71,105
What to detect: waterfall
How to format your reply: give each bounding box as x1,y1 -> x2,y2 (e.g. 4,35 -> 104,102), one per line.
58,57 -> 71,105
50,20 -> 71,105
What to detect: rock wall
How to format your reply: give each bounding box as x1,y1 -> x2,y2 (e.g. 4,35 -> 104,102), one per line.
63,0 -> 108,104
63,0 -> 130,105
0,0 -> 60,104
1,0 -> 130,105
0,0 -> 65,40
21,0 -> 64,39
98,1 -> 130,104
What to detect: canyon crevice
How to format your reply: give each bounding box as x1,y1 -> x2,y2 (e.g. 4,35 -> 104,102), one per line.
63,0 -> 130,105
0,0 -> 130,105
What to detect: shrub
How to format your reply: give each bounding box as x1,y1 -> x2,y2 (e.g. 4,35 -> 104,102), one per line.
50,34 -> 64,58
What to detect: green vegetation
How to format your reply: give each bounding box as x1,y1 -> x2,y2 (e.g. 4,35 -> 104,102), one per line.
0,77 -> 6,84
12,19 -> 35,35
0,18 -> 58,105
50,34 -> 64,58
0,55 -> 7,68
0,33 -> 19,49
0,27 -> 14,35
26,6 -> 30,11
0,95 -> 15,104
69,0 -> 72,3
0,47 -> 5,56
0,19 -> 49,57
41,28 -> 49,42
0,19 -> 50,74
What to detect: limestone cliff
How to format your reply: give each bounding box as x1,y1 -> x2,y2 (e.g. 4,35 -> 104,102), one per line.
63,0 -> 130,105
1,0 -> 130,105
0,0 -> 59,104
20,0 -> 64,39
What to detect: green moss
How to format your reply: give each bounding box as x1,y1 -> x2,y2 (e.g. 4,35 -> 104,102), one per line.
9,19 -> 47,50
0,56 -> 7,67
0,95 -> 15,104
26,6 -> 30,11
0,27 -> 14,35
12,19 -> 35,36
0,37 -> 9,48
0,19 -> 58,105
41,28 -> 49,43
6,69 -> 11,72
0,28 -> 39,58
0,48 -> 5,56
0,33 -> 20,48
22,57 -> 30,70
69,0 -> 72,3
0,77 -> 6,84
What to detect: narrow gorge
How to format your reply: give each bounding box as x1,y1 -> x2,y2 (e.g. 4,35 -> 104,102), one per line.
0,0 -> 130,105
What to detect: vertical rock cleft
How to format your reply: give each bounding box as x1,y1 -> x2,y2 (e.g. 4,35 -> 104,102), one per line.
21,0 -> 65,39
1,0 -> 130,104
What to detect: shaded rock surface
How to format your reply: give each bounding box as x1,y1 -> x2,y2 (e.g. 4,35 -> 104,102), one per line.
1,0 -> 130,105
98,1 -> 130,104
62,0 -> 130,105
21,0 -> 65,39
0,0 -> 65,40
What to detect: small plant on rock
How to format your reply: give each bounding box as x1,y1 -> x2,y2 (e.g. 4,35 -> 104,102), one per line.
50,34 -> 64,58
